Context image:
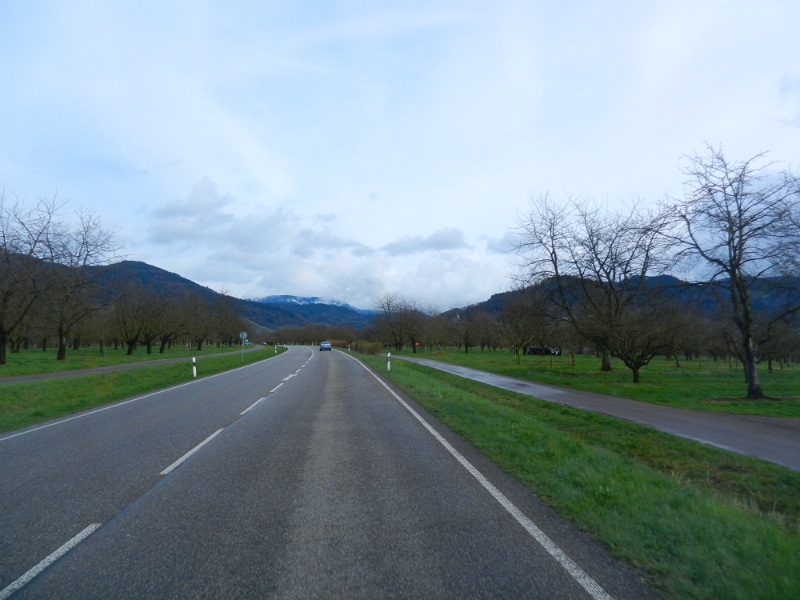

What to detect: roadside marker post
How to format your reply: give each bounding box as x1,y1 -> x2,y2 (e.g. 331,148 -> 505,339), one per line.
192,357 -> 197,378
239,331 -> 247,362
387,352 -> 391,371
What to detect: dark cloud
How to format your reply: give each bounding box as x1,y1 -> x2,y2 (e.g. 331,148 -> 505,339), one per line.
381,227 -> 468,256
484,232 -> 519,254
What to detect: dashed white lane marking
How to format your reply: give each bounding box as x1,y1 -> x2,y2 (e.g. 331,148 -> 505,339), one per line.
270,383 -> 284,393
0,523 -> 102,600
0,349 -> 288,443
240,398 -> 266,415
160,429 -> 224,475
342,352 -> 614,600
282,374 -> 296,381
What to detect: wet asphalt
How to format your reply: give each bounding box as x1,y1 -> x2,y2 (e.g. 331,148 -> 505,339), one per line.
1,347 -> 654,599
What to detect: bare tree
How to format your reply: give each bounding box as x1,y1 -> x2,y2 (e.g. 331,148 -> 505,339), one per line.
514,194 -> 676,382
668,147 -> 800,398
0,194 -> 57,365
40,209 -> 119,360
375,292 -> 423,351
498,289 -> 541,364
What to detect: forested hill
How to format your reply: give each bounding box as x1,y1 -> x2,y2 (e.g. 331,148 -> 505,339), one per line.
455,275 -> 800,317
94,261 -> 374,330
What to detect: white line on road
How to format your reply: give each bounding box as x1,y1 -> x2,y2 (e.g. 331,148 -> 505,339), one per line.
240,398 -> 266,415
160,429 -> 224,475
270,383 -> 284,393
0,350 -> 287,444
343,352 -> 614,600
0,523 -> 102,599
282,374 -> 296,381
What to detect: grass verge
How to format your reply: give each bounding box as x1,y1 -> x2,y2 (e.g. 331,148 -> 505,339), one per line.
397,349 -> 800,417
356,353 -> 800,599
0,346 -> 286,434
0,344 -> 260,378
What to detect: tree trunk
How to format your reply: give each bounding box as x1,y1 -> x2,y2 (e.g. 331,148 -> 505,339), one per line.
159,340 -> 168,354
0,334 -> 7,365
57,335 -> 67,361
674,353 -> 681,368
632,367 -> 640,383
127,340 -> 136,355
743,335 -> 765,399
601,348 -> 612,371
146,340 -> 152,354
73,337 -> 80,350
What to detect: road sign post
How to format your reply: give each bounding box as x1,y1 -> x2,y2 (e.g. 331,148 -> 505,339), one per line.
387,352 -> 391,371
239,331 -> 247,362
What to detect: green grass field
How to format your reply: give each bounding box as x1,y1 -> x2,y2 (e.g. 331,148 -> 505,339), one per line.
394,347 -> 800,417
0,346 -> 285,433
0,344 -> 258,378
355,353 -> 800,599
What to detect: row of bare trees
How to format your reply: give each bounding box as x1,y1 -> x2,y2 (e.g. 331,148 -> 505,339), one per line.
110,284 -> 246,354
0,195 -> 119,364
513,146 -> 800,397
0,194 -> 249,363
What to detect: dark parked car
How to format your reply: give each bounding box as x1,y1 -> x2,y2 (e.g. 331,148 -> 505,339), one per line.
320,341 -> 332,351
525,345 -> 560,356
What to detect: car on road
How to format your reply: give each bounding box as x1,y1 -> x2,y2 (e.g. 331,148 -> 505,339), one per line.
320,341 -> 332,351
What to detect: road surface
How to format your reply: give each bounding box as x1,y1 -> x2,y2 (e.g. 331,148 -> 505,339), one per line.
395,355 -> 800,472
0,347 -> 652,599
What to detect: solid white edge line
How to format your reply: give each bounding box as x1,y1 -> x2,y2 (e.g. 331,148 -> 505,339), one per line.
0,348 -> 287,444
240,397 -> 266,415
270,383 -> 284,393
160,429 -> 224,475
341,352 -> 614,600
0,523 -> 102,599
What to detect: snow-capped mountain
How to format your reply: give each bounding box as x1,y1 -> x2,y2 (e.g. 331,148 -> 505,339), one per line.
252,295 -> 377,315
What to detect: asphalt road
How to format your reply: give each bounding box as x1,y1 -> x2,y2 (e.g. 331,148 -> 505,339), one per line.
395,355 -> 800,472
0,347 -> 653,599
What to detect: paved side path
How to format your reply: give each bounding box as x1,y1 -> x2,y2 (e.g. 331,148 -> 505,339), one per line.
0,346 -> 268,385
395,356 -> 800,472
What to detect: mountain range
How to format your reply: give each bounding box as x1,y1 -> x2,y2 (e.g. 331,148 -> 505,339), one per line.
96,261 -> 376,330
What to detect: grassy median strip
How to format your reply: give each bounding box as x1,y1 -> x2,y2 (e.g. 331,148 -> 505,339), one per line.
357,354 -> 800,599
396,349 -> 800,417
0,347 -> 286,434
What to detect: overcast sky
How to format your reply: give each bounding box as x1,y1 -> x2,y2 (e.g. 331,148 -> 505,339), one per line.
1,1 -> 798,309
